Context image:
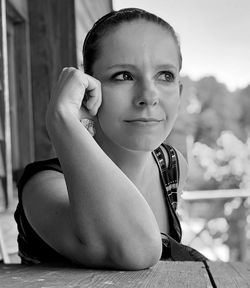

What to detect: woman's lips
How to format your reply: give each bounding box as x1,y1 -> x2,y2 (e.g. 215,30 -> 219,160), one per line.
125,118 -> 162,122
124,118 -> 163,126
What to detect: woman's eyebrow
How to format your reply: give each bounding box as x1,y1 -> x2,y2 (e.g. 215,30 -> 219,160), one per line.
106,63 -> 178,71
154,64 -> 178,71
106,64 -> 136,70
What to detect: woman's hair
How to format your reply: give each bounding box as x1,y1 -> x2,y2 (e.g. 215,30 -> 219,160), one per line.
82,8 -> 182,75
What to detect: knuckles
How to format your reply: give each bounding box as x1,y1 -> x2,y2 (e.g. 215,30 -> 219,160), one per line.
62,66 -> 76,76
60,67 -> 101,91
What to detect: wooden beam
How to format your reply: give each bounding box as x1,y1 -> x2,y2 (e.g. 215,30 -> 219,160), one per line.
28,0 -> 77,160
0,226 -> 10,263
182,189 -> 250,200
13,14 -> 34,168
0,0 -> 13,208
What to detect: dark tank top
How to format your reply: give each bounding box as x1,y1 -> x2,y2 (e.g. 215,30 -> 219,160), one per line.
14,144 -> 207,264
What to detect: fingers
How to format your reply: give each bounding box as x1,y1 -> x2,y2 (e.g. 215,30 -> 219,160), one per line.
83,74 -> 102,116
55,67 -> 102,117
58,67 -> 76,85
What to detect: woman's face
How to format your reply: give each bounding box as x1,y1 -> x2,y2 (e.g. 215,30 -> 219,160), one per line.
92,20 -> 181,152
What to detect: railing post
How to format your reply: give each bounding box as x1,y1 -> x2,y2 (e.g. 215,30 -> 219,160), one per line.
0,0 -> 13,209
238,198 -> 247,262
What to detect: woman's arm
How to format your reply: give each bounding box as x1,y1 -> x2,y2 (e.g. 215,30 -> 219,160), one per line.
22,68 -> 162,270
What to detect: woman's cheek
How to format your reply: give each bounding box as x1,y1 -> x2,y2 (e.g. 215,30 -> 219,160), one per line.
97,89 -> 122,125
101,85 -> 131,113
161,89 -> 180,112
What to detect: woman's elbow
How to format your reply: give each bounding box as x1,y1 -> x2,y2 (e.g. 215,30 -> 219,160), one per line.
110,233 -> 162,270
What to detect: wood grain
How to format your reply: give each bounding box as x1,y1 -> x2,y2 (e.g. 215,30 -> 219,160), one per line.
207,261 -> 250,287
0,261 -> 213,288
28,0 -> 77,161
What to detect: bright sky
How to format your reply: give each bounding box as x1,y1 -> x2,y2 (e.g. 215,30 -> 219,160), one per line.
113,0 -> 250,91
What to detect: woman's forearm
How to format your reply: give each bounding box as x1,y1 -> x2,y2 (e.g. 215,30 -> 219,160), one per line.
47,112 -> 162,265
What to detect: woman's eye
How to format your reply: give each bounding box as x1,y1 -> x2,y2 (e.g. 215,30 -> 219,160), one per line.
112,71 -> 133,81
158,71 -> 175,82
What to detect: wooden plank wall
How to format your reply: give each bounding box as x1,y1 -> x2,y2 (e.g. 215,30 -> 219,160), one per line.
6,0 -> 34,176
28,0 -> 77,160
28,0 -> 113,160
14,16 -> 34,169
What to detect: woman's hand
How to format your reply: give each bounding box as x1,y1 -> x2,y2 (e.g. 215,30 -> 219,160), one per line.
46,67 -> 102,124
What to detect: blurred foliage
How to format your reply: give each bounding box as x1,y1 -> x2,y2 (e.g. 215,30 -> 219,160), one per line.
172,75 -> 250,190
174,76 -> 250,261
192,131 -> 250,190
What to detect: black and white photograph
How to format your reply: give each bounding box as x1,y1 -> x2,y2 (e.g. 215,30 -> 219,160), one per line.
0,0 -> 249,286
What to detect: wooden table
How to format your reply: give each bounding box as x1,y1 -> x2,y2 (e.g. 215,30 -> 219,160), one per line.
0,261 -> 249,287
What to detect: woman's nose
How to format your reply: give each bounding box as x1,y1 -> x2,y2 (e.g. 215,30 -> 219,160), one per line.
134,81 -> 159,107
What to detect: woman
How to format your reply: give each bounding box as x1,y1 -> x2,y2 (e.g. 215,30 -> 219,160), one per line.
15,8 -> 207,270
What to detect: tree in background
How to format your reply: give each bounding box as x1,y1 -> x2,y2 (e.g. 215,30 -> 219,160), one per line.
192,131 -> 250,190
174,77 -> 250,261
171,76 -> 250,190
238,85 -> 250,138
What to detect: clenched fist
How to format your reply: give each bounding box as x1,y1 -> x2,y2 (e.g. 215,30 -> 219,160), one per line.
46,67 -> 102,127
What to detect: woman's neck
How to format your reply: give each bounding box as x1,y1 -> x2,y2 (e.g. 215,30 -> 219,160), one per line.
93,127 -> 154,187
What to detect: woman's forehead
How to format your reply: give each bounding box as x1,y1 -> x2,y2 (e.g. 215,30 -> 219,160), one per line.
94,20 -> 179,71
103,19 -> 169,42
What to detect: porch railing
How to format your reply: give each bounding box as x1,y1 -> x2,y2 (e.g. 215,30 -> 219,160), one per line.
180,189 -> 250,262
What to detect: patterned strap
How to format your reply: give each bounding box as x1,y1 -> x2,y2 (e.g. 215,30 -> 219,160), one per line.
153,144 -> 179,211
153,144 -> 182,242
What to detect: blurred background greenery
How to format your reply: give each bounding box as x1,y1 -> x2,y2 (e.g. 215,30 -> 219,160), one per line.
167,75 -> 250,262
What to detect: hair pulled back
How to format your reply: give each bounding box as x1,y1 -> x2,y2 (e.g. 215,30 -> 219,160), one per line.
83,8 -> 182,75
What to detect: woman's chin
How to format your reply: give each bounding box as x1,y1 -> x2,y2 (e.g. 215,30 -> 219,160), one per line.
95,124 -> 169,153
117,136 -> 165,152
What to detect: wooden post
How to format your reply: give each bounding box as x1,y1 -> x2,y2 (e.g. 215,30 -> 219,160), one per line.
238,199 -> 247,262
0,0 -> 13,208
28,0 -> 77,160
0,226 -> 10,263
